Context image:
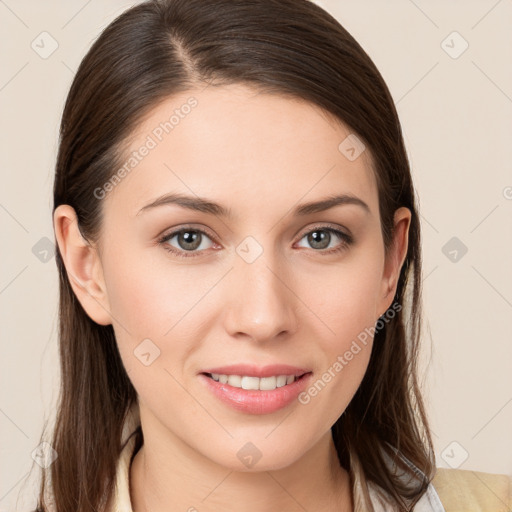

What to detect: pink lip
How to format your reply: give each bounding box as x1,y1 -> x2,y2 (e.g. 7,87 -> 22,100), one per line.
198,367 -> 313,415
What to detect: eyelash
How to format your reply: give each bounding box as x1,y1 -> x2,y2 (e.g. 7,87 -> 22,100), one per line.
157,224 -> 354,259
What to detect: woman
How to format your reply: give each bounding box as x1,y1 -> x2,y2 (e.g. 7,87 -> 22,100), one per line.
34,0 -> 511,510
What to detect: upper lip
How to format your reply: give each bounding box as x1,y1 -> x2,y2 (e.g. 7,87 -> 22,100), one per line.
201,364 -> 312,378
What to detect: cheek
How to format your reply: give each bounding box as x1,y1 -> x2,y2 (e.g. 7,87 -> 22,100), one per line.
306,250 -> 384,342
101,241 -> 213,334
293,249 -> 383,418
103,258 -> 169,336
101,255 -> 193,403
100,244 -> 226,377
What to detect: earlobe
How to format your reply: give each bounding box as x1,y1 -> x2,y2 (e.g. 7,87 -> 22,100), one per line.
378,207 -> 411,316
53,205 -> 112,326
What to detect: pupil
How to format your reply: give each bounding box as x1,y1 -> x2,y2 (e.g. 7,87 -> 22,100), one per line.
180,231 -> 200,250
309,230 -> 329,249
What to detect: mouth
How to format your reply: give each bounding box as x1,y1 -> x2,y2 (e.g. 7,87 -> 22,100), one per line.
201,372 -> 310,391
198,364 -> 313,415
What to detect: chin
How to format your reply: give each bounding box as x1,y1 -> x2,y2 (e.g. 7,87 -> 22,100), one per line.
203,438 -> 308,473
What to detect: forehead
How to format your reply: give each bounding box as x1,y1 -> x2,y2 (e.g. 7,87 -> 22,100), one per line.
106,83 -> 378,218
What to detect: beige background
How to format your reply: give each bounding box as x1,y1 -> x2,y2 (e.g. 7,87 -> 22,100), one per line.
1,0 -> 511,510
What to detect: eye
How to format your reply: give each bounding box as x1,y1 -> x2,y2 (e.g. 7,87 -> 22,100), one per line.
158,227 -> 216,258
295,225 -> 353,255
157,224 -> 353,259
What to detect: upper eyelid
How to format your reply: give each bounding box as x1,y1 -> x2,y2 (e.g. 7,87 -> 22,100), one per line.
158,223 -> 216,240
296,223 -> 351,239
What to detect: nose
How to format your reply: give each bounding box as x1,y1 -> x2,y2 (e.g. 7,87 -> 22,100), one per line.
223,251 -> 298,344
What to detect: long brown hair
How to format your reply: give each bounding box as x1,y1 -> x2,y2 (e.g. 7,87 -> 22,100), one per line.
32,0 -> 435,510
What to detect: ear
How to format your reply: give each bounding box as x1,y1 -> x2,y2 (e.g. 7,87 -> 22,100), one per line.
53,205 -> 112,325
377,207 -> 411,318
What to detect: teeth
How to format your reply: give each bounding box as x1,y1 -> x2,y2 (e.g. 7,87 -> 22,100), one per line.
242,376 -> 260,390
227,374 -> 241,387
258,376 -> 276,390
276,375 -> 287,387
209,373 -> 297,390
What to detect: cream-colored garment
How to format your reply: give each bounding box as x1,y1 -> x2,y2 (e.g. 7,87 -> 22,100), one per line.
109,405 -> 510,511
431,467 -> 512,512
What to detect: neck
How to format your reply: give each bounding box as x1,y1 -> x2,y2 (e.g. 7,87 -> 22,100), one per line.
130,422 -> 353,512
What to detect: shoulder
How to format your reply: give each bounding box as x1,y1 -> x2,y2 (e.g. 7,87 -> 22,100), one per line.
431,467 -> 512,512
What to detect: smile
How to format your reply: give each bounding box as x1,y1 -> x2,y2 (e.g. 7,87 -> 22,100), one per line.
207,373 -> 297,390
199,370 -> 313,415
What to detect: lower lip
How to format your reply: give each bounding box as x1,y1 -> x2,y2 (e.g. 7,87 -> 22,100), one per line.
199,373 -> 313,415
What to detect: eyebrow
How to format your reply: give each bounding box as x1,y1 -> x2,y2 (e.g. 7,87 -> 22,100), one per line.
136,192 -> 371,218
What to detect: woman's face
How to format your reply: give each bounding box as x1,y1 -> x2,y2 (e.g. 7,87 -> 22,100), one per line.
59,83 -> 409,471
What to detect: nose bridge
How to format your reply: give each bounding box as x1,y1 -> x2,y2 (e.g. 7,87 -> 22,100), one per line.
224,240 -> 297,341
